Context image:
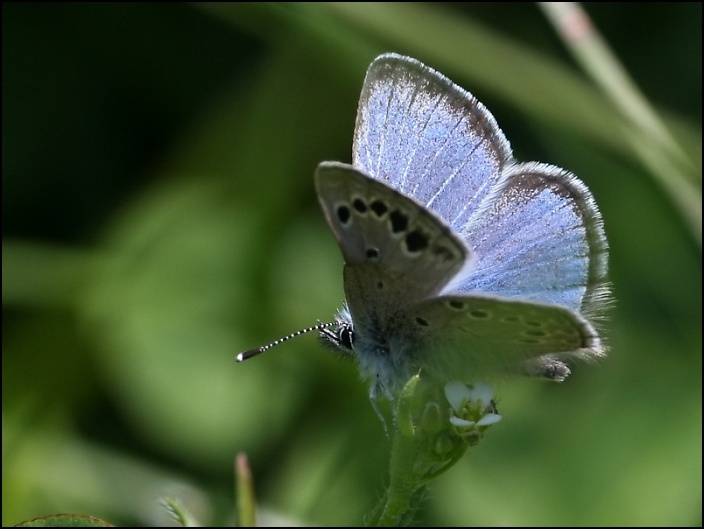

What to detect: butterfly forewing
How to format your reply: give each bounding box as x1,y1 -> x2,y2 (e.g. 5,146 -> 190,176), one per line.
354,53 -> 512,234
315,162 -> 472,308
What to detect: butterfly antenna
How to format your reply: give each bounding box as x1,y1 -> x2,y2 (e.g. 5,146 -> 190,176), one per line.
236,322 -> 337,362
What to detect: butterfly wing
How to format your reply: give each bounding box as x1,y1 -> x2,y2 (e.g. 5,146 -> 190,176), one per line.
354,53 -> 513,234
315,162 -> 473,307
408,293 -> 603,383
457,162 -> 609,316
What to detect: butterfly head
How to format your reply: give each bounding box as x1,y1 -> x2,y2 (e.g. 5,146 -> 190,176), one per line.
319,304 -> 355,354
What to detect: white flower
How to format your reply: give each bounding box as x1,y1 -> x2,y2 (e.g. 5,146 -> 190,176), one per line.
476,413 -> 502,426
444,381 -> 502,429
449,416 -> 476,428
444,380 -> 474,413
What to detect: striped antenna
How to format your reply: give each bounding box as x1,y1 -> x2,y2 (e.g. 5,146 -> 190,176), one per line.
236,322 -> 337,362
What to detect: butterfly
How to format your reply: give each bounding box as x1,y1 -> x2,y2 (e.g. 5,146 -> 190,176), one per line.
239,53 -> 609,398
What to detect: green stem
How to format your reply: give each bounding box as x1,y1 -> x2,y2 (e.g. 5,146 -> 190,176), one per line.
365,376 -> 487,525
368,426 -> 427,526
367,377 -> 432,526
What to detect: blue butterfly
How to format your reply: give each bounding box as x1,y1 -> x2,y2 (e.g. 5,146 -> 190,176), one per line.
241,53 -> 609,397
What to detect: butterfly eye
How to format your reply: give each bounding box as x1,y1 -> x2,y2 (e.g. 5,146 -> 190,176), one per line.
338,326 -> 354,350
318,321 -> 354,354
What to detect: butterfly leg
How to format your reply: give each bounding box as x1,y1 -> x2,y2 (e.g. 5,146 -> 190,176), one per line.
520,356 -> 572,382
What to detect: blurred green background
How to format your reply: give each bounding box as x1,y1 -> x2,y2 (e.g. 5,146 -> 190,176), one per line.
3,3 -> 701,526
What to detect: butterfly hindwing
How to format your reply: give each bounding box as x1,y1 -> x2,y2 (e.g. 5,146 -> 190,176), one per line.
459,162 -> 609,316
406,293 -> 603,381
